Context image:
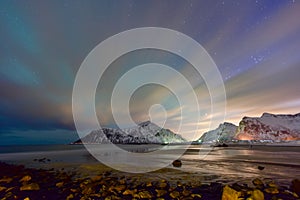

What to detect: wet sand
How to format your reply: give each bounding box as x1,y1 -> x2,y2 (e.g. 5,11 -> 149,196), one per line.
0,144 -> 299,186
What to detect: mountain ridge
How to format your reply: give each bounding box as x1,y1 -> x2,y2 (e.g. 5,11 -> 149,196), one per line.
197,112 -> 300,143
197,122 -> 237,143
73,121 -> 186,144
235,112 -> 300,141
74,112 -> 300,144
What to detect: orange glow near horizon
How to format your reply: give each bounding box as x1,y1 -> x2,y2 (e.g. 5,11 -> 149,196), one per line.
236,134 -> 254,140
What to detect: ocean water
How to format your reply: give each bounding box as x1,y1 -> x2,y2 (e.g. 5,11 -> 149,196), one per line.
0,144 -> 84,154
0,144 -> 299,186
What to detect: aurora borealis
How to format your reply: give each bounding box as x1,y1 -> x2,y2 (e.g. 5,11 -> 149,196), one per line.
0,0 -> 300,144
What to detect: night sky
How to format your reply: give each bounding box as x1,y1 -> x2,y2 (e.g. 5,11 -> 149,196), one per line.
1,0 -> 300,145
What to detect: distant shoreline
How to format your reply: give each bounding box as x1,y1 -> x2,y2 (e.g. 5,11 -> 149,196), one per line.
213,143 -> 300,152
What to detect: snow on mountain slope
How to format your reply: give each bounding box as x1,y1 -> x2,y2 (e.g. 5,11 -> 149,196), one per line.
197,122 -> 237,143
235,113 -> 300,141
73,121 -> 186,144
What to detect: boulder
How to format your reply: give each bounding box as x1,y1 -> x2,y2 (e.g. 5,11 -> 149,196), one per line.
257,166 -> 265,170
55,182 -> 64,188
264,187 -> 279,194
222,185 -> 241,200
138,191 -> 152,198
172,160 -> 182,167
170,191 -> 180,198
0,177 -> 13,183
250,189 -> 264,200
155,189 -> 167,197
291,179 -> 300,195
0,186 -> 7,192
252,178 -> 264,189
20,183 -> 40,191
19,175 -> 32,182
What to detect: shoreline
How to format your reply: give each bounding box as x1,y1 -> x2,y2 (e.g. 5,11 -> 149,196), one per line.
0,143 -> 299,154
0,162 -> 299,200
0,144 -> 300,186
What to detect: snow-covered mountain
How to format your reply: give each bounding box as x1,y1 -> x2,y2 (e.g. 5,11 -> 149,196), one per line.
73,121 -> 186,144
235,113 -> 300,141
197,122 -> 237,143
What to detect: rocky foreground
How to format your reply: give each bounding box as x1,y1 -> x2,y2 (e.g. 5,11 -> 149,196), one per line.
0,162 -> 299,200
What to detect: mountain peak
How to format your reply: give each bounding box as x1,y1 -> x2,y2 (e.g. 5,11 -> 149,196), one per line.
198,122 -> 237,143
138,120 -> 153,127
261,112 -> 274,118
221,122 -> 237,127
74,120 -> 186,144
236,113 -> 300,141
261,112 -> 300,119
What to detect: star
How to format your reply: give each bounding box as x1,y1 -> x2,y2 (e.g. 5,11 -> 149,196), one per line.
251,55 -> 264,64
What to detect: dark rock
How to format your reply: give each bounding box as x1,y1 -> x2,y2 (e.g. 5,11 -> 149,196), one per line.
252,178 -> 264,188
104,171 -> 112,176
291,179 -> 300,195
231,183 -> 244,191
55,182 -> 64,188
172,160 -> 182,167
123,189 -> 137,196
191,193 -> 202,199
0,177 -> 13,183
266,180 -> 277,188
114,184 -> 126,193
34,157 -> 51,163
38,158 -> 46,162
0,186 -> 6,192
66,194 -> 74,200
182,189 -> 191,196
20,183 -> 40,191
214,143 -> 229,147
158,182 -> 168,188
264,187 -> 279,194
210,182 -> 223,194
258,166 -> 265,170
138,190 -> 152,198
19,175 -> 32,182
169,190 -> 180,198
155,189 -> 167,197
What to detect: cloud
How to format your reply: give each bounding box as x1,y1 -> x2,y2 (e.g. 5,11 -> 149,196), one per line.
1,1 -> 300,144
